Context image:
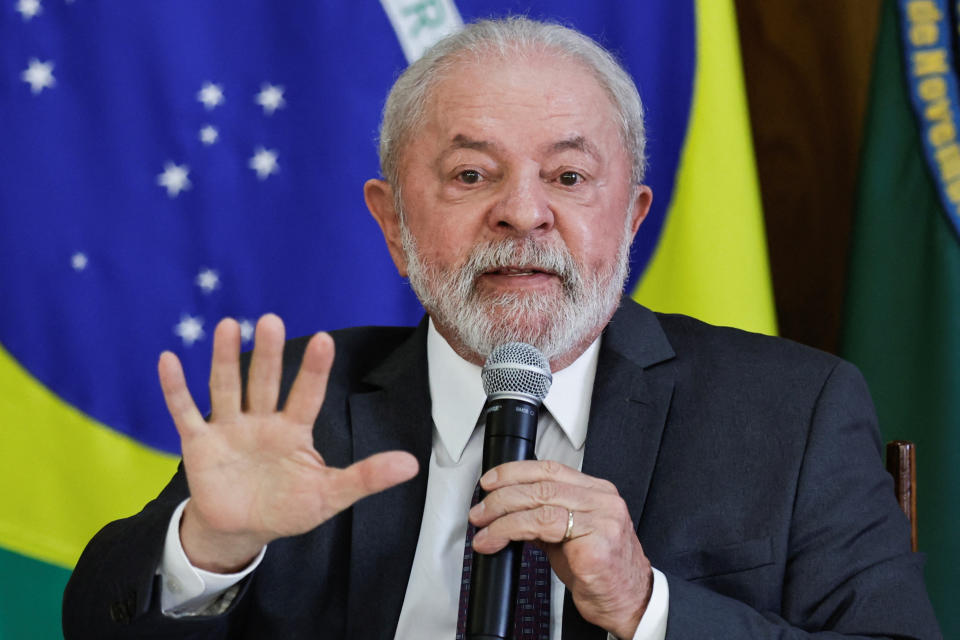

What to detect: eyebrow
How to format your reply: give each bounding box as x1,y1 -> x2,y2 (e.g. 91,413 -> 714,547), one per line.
444,134 -> 496,153
547,136 -> 601,161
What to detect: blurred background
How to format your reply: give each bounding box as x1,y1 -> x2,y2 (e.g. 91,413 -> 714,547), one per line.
1,0 -> 956,637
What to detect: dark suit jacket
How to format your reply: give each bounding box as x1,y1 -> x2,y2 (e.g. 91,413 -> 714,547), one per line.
63,300 -> 941,638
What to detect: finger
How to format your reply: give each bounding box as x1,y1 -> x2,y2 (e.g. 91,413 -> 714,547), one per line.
158,351 -> 206,437
472,503 -> 574,554
209,318 -> 242,422
480,459 -> 618,495
469,481 -> 605,528
246,313 -> 285,414
283,332 -> 334,425
323,451 -> 419,514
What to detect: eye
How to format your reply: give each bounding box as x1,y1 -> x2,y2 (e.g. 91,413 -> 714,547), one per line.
457,169 -> 483,185
558,171 -> 584,186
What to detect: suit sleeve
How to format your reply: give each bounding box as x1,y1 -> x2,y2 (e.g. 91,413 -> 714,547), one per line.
663,361 -> 941,639
61,463 -> 249,639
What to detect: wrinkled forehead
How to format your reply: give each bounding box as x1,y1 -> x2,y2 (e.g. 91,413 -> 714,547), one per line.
407,48 -> 623,158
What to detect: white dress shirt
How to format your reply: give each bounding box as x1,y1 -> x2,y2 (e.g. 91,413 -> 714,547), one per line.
158,321 -> 668,638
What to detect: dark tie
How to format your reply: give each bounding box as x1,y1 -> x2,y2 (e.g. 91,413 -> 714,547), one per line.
455,483 -> 552,640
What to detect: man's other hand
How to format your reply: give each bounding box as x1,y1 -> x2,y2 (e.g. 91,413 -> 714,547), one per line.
468,460 -> 652,639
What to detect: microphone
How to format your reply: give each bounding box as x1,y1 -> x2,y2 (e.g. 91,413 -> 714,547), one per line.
466,342 -> 552,640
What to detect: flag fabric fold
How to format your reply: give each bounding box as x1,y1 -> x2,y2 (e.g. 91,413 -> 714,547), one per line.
631,0 -> 777,336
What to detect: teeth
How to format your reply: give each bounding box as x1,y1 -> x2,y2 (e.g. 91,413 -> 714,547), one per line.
505,271 -> 535,276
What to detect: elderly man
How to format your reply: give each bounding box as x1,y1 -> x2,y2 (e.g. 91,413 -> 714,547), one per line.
64,17 -> 939,640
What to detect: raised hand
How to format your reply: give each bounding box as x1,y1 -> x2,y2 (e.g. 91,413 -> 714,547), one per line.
467,460 -> 651,639
157,313 -> 419,572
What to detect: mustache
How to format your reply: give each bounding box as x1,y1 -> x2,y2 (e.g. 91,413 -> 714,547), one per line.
461,238 -> 580,286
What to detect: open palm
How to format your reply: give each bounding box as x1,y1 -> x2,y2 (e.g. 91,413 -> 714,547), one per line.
157,314 -> 418,572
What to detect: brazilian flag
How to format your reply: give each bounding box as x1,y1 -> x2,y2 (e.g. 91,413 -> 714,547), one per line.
0,1 -> 773,636
844,0 -> 960,635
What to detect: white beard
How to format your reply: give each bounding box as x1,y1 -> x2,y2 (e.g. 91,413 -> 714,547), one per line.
399,212 -> 633,363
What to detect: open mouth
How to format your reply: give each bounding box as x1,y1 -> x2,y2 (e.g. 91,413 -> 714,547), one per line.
485,266 -> 558,277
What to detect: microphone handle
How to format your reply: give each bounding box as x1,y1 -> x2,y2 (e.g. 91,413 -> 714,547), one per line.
466,397 -> 540,640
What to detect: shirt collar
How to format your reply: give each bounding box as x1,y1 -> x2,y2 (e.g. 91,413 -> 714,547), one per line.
427,319 -> 601,462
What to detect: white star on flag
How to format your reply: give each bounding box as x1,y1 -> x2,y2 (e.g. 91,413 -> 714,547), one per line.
71,252 -> 88,271
197,82 -> 224,110
238,319 -> 255,343
174,314 -> 205,346
195,268 -> 220,293
16,0 -> 42,20
255,83 -> 286,115
157,162 -> 191,197
249,147 -> 279,180
199,125 -> 219,145
21,59 -> 55,94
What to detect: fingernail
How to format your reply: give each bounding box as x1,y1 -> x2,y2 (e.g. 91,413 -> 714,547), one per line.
473,528 -> 487,546
469,501 -> 484,519
481,469 -> 497,486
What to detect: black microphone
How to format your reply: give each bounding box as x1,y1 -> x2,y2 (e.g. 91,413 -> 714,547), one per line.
466,342 -> 552,640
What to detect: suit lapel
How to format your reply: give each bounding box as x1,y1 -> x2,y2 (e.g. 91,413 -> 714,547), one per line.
335,302 -> 677,638
563,301 -> 676,639
344,320 -> 433,638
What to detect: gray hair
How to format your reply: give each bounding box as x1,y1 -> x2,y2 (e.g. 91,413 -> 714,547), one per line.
377,17 -> 647,188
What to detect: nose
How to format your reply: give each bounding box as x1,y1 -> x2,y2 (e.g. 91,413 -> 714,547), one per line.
488,168 -> 554,236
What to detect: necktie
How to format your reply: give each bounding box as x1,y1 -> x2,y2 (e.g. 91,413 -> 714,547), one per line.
455,483 -> 552,640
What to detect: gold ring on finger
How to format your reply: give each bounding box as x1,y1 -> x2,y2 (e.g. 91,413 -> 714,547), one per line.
562,509 -> 575,542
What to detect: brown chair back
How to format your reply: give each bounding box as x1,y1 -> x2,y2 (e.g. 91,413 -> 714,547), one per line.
885,440 -> 918,552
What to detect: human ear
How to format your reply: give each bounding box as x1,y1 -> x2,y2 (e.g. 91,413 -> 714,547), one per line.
364,179 -> 409,277
628,185 -> 653,238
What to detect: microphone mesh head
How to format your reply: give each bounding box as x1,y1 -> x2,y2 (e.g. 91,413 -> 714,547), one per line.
481,342 -> 552,401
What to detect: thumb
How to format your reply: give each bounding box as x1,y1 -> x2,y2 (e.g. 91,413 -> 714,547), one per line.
327,451 -> 419,512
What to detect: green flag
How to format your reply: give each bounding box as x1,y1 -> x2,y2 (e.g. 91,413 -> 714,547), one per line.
843,1 -> 960,635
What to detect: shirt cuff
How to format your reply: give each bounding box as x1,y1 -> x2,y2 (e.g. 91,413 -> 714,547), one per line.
157,498 -> 266,616
605,566 -> 669,640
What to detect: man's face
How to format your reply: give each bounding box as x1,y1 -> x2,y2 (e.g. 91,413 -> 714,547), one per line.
367,52 -> 652,368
